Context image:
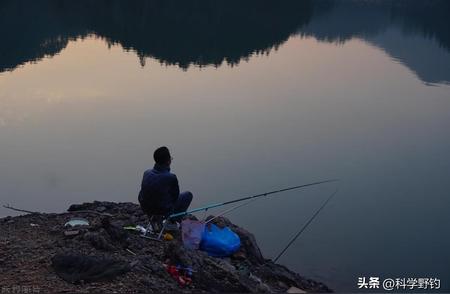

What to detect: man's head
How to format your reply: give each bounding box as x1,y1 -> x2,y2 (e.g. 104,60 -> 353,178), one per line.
153,146 -> 172,166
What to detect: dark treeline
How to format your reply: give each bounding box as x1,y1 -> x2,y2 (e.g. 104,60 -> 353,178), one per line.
299,0 -> 450,84
389,0 -> 450,51
0,0 -> 313,72
302,0 -> 450,49
0,0 -> 449,78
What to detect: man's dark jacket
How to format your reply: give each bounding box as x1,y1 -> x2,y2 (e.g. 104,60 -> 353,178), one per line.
138,164 -> 180,216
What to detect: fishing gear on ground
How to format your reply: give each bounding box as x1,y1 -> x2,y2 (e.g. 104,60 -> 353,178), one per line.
178,179 -> 339,257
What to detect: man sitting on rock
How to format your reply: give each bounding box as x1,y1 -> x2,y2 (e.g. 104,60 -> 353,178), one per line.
138,146 -> 193,226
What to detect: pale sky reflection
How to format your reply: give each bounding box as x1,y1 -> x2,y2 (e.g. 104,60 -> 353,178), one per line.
2,34 -> 448,128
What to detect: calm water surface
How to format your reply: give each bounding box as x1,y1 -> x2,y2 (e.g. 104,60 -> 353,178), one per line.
1,0 -> 450,291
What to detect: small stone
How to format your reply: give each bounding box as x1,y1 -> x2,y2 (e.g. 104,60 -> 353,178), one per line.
287,286 -> 307,293
68,203 -> 88,211
232,251 -> 246,260
84,232 -> 115,251
49,225 -> 60,235
256,282 -> 272,293
64,230 -> 80,237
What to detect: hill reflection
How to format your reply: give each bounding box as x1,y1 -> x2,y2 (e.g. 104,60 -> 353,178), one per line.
0,0 -> 449,83
0,0 -> 313,71
300,0 -> 450,84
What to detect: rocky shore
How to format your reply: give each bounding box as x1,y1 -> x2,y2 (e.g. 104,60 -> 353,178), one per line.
0,201 -> 331,293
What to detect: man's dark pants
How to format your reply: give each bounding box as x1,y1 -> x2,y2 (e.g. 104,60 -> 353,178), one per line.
172,191 -> 193,221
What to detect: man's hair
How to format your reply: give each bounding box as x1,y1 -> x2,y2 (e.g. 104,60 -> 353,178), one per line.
153,146 -> 171,165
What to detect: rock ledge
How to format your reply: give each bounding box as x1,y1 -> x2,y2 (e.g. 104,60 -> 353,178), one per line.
0,201 -> 331,293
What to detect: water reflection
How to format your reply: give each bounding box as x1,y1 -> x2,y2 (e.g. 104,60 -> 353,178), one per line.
1,0 -> 449,83
301,0 -> 450,84
0,0 -> 313,70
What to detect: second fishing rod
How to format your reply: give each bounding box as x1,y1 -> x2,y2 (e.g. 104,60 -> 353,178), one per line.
169,179 -> 338,220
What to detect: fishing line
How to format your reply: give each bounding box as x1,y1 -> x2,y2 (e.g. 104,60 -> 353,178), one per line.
274,188 -> 339,263
205,198 -> 259,224
169,179 -> 338,219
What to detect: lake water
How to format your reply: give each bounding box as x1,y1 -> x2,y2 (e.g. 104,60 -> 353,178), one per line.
1,0 -> 450,291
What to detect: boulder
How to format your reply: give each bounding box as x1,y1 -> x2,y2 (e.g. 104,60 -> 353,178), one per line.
83,231 -> 115,251
207,216 -> 264,264
51,253 -> 131,284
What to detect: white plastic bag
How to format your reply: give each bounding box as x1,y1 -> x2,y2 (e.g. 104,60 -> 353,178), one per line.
181,219 -> 205,250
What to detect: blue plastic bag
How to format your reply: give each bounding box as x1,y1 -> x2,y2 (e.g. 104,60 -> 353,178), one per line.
200,224 -> 241,257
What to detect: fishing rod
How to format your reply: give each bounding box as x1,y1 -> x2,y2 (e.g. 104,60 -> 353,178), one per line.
274,188 -> 339,263
204,198 -> 259,224
169,179 -> 338,220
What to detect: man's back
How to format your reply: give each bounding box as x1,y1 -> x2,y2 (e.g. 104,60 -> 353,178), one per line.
138,164 -> 180,216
